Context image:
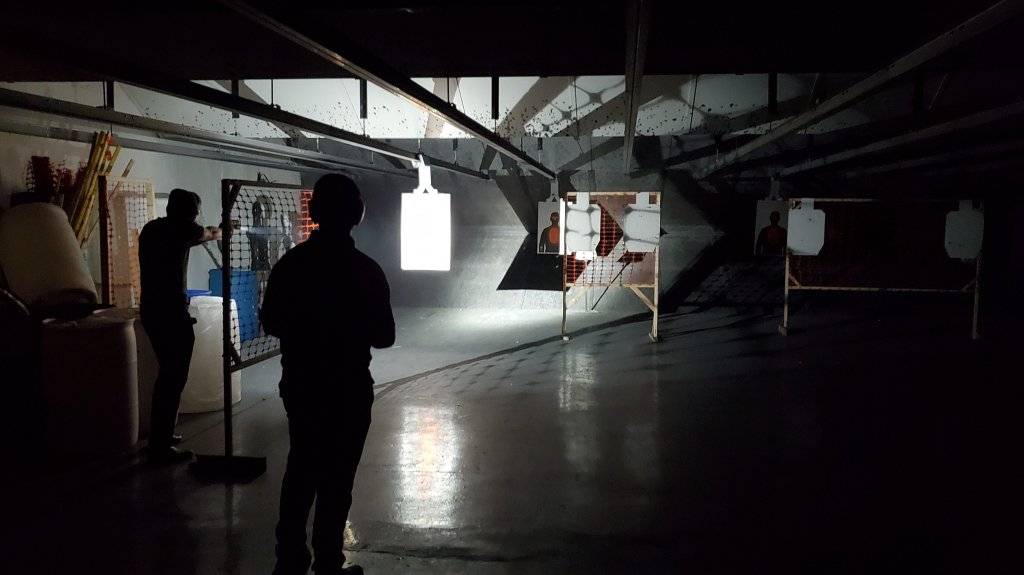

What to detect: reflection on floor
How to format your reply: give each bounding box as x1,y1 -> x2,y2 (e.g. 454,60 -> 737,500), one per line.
1,298 -> 1015,574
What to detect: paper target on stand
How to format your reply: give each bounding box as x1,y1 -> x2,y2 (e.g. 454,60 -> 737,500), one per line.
401,158 -> 451,271
623,192 -> 660,253
787,198 -> 825,256
944,200 -> 984,260
537,200 -> 564,255
565,192 -> 601,253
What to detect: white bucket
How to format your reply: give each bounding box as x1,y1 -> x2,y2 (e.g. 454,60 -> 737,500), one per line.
180,295 -> 242,413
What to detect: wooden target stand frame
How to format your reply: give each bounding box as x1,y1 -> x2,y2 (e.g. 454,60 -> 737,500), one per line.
560,191 -> 661,343
780,253 -> 982,339
779,198 -> 983,340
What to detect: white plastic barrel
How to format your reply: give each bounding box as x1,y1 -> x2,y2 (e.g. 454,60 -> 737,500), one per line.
40,313 -> 138,457
0,203 -> 97,307
180,295 -> 241,413
95,307 -> 157,438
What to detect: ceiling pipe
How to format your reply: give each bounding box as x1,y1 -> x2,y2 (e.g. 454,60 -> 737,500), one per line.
108,74 -> 485,180
780,100 -> 1024,177
0,31 -> 488,180
215,0 -> 556,180
842,139 -> 1024,178
0,119 -> 398,177
0,87 -> 416,178
696,0 -> 1024,178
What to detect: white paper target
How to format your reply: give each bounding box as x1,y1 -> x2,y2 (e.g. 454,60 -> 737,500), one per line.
623,192 -> 661,253
565,198 -> 601,253
401,192 -> 451,270
787,199 -> 826,256
537,200 -> 564,255
945,201 -> 984,260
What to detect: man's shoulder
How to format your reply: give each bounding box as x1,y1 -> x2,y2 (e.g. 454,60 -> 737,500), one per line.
352,248 -> 384,272
141,217 -> 166,231
274,241 -> 308,267
141,217 -> 200,237
140,217 -> 167,240
352,248 -> 390,288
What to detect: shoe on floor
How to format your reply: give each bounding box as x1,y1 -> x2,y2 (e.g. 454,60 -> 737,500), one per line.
171,434 -> 183,445
148,446 -> 194,465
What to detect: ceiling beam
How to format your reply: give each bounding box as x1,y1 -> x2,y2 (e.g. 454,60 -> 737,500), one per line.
780,100 -> 1024,177
108,75 -> 485,179
842,139 -> 1024,178
0,119 -> 412,178
0,87 -> 418,178
695,0 -> 1024,179
213,79 -> 304,139
0,34 -> 488,180
216,0 -> 556,180
922,158 -> 1024,179
623,0 -> 653,173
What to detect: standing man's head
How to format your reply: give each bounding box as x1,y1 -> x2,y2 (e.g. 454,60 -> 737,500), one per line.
310,173 -> 364,232
769,211 -> 781,225
167,189 -> 200,222
550,212 -> 559,227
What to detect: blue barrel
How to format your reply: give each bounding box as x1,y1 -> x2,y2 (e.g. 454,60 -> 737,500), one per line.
208,269 -> 259,341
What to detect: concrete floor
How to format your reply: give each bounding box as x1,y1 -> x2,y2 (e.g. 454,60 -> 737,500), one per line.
1,298 -> 1018,574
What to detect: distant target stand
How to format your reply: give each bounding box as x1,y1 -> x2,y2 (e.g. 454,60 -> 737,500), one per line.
781,198 -> 984,339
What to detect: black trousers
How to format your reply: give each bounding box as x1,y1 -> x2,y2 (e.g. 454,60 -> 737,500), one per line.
275,388 -> 372,574
142,314 -> 195,450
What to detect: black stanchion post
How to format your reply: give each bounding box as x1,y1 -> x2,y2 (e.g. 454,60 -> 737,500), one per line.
189,180 -> 266,482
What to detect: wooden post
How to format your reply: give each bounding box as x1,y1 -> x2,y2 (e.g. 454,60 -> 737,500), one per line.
98,176 -> 110,306
780,251 -> 791,335
651,245 -> 660,342
972,250 -> 982,340
561,252 -> 569,341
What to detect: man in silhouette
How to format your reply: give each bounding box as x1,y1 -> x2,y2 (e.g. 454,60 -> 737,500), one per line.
139,189 -> 221,464
755,210 -> 788,256
538,211 -> 560,253
261,173 -> 395,575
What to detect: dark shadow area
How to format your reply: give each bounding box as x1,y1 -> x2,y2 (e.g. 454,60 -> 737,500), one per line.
648,295 -> 1024,574
497,234 -> 563,291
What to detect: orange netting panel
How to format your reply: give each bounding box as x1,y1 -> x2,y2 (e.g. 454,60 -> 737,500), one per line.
564,193 -> 658,287
104,178 -> 154,308
298,190 -> 317,242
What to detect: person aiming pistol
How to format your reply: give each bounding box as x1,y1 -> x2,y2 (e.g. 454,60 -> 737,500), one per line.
139,189 -> 221,464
